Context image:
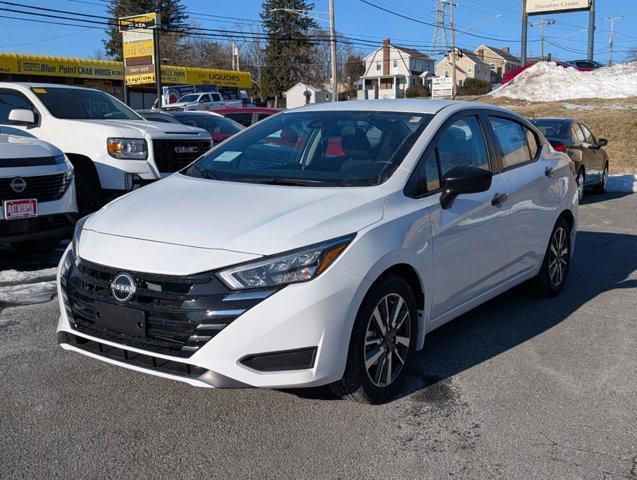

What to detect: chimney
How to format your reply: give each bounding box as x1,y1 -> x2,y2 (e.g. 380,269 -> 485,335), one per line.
382,38 -> 390,75
502,46 -> 510,54
477,48 -> 484,60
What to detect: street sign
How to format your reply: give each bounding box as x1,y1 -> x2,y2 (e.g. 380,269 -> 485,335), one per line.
431,77 -> 453,98
120,13 -> 158,85
525,0 -> 590,15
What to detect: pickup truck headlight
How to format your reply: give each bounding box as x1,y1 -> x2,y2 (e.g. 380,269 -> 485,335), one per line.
107,138 -> 148,160
218,235 -> 355,290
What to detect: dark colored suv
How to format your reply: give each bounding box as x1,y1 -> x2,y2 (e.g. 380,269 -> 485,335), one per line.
531,118 -> 609,200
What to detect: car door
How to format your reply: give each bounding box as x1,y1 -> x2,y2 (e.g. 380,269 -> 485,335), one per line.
423,112 -> 511,320
487,112 -> 557,280
572,122 -> 599,184
579,123 -> 605,181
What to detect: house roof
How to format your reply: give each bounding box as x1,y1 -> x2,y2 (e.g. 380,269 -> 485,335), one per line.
284,82 -> 328,94
457,50 -> 492,68
476,45 -> 521,63
363,43 -> 432,61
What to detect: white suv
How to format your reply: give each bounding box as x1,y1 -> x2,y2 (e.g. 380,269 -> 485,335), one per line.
0,83 -> 212,213
57,100 -> 578,403
1,127 -> 76,253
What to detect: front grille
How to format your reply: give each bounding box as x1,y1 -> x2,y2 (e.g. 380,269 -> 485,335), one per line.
0,172 -> 72,202
0,213 -> 74,237
63,259 -> 274,358
58,332 -> 208,379
152,139 -> 211,172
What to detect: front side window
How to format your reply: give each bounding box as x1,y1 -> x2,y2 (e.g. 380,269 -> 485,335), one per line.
183,111 -> 432,187
573,124 -> 586,143
0,89 -> 39,124
579,123 -> 596,145
31,87 -> 141,120
490,117 -> 533,168
436,116 -> 489,176
179,94 -> 200,103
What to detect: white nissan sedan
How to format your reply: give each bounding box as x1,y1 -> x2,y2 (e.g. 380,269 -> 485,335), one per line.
57,100 -> 577,404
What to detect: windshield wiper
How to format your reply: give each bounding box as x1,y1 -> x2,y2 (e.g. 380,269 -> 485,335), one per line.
187,164 -> 218,180
235,177 -> 330,186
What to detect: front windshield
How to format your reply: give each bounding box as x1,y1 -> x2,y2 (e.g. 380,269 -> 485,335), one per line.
31,87 -> 141,120
183,111 -> 432,187
178,94 -> 201,103
175,114 -> 244,135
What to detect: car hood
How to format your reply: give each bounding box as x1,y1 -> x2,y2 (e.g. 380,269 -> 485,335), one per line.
0,133 -> 62,159
53,119 -> 208,138
85,173 -> 386,255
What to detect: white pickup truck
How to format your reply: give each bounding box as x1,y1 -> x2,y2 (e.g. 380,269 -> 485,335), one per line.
162,92 -> 228,112
0,83 -> 212,213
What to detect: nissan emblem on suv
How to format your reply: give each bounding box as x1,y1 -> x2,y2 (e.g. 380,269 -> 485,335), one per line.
10,177 -> 27,193
175,145 -> 198,154
111,273 -> 137,302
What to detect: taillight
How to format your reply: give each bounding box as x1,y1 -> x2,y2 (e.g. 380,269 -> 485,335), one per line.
553,144 -> 568,153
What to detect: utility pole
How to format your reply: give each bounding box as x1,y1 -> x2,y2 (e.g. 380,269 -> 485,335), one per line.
604,16 -> 622,65
328,0 -> 337,102
521,0 -> 528,64
450,1 -> 457,98
432,0 -> 449,56
587,0 -> 595,61
153,12 -> 162,108
530,15 -> 556,60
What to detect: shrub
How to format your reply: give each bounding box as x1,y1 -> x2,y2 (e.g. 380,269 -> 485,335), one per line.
460,78 -> 492,95
405,84 -> 430,98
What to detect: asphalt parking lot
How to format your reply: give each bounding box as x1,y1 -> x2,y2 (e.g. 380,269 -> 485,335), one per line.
0,193 -> 635,480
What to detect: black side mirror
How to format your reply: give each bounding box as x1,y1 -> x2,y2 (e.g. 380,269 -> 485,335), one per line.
440,166 -> 493,209
597,138 -> 607,148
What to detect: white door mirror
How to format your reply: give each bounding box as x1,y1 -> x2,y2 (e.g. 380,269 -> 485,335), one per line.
8,109 -> 36,125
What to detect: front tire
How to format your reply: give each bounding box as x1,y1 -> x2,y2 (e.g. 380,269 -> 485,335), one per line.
575,168 -> 585,201
330,275 -> 417,404
593,164 -> 608,194
529,217 -> 571,298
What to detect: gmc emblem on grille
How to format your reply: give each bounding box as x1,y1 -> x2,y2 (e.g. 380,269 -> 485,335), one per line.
174,146 -> 198,154
111,273 -> 137,302
10,177 -> 27,193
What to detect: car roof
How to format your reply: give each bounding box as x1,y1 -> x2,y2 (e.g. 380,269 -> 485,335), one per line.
531,118 -> 574,124
213,107 -> 280,114
170,110 -> 222,117
284,99 -> 467,115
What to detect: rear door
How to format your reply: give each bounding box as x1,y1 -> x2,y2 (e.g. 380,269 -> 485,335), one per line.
487,112 -> 558,279
579,123 -> 605,181
425,112 -> 511,319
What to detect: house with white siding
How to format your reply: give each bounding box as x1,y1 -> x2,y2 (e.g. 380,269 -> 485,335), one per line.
360,38 -> 434,99
435,49 -> 491,89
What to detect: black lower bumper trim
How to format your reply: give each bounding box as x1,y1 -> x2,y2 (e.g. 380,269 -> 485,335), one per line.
240,347 -> 317,372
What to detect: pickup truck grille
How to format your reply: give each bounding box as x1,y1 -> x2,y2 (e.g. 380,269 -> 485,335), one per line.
62,259 -> 275,358
152,140 -> 211,172
0,172 -> 72,202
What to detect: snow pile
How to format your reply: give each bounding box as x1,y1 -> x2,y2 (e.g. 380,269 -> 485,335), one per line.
607,175 -> 637,193
0,267 -> 57,310
491,61 -> 637,102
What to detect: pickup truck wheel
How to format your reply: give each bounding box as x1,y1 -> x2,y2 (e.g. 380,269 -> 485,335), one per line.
330,275 -> 417,404
11,238 -> 60,255
529,217 -> 571,298
75,172 -> 104,214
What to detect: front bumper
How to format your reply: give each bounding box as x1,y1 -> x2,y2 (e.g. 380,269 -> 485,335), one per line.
56,247 -> 368,389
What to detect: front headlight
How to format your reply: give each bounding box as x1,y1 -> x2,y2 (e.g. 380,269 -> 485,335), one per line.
71,214 -> 91,258
218,234 -> 355,290
106,138 -> 148,160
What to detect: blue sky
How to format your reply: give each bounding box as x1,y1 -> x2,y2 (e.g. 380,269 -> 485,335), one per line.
0,0 -> 635,64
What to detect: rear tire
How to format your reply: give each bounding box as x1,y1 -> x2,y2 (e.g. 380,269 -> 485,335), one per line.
330,275 -> 417,404
593,164 -> 608,194
11,238 -> 60,255
575,168 -> 585,201
529,217 -> 571,298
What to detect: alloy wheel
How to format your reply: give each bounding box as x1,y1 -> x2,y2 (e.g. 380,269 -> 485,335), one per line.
363,293 -> 411,388
548,227 -> 569,287
576,171 -> 584,201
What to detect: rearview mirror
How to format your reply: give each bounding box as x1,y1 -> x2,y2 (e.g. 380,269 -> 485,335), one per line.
8,109 -> 36,126
440,166 -> 493,209
597,138 -> 608,148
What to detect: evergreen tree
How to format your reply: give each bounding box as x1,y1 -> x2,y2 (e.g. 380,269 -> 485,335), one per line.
260,0 -> 319,100
103,0 -> 188,60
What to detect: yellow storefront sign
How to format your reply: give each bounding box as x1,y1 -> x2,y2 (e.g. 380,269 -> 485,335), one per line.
119,12 -> 158,31
0,52 -> 252,88
123,39 -> 154,58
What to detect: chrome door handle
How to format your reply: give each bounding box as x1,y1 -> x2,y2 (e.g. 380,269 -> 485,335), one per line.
491,193 -> 508,206
545,167 -> 554,177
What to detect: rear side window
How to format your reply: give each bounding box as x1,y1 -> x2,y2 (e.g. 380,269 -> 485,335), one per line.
490,117 -> 534,168
436,116 -> 490,176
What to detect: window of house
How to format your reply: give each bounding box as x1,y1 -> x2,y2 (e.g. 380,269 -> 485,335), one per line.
376,61 -> 381,71
436,116 -> 490,176
490,117 -> 534,168
393,59 -> 398,68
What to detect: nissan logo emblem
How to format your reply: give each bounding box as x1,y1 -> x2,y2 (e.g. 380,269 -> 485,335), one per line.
111,272 -> 137,302
175,146 -> 198,154
10,177 -> 27,193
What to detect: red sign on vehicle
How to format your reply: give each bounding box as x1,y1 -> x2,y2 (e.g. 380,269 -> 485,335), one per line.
3,199 -> 37,220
